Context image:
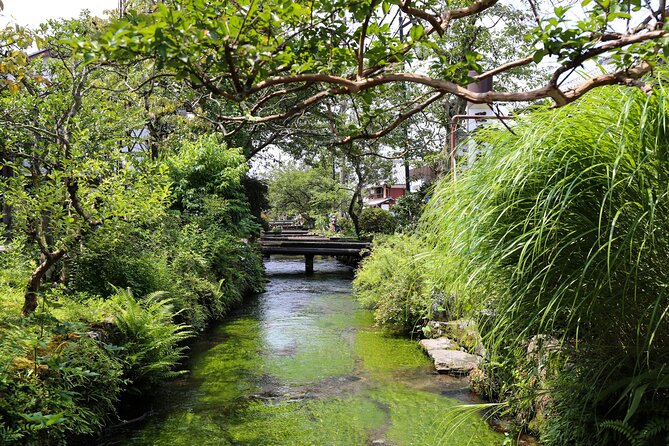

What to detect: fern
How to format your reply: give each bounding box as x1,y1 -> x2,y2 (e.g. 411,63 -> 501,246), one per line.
110,287 -> 192,387
640,418 -> 669,441
599,417 -> 669,446
599,420 -> 642,446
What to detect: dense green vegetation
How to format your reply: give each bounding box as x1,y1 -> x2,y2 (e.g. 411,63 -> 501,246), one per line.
267,166 -> 351,228
2,0 -> 669,443
0,134 -> 264,443
0,18 -> 264,442
356,77 -> 669,444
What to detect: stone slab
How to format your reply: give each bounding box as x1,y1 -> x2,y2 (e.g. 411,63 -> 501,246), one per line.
419,338 -> 458,351
429,349 -> 481,374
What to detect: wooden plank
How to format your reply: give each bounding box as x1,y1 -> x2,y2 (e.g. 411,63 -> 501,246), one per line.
260,237 -> 329,242
261,247 -> 366,256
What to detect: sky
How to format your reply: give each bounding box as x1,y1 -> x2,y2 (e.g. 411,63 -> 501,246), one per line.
0,0 -> 117,28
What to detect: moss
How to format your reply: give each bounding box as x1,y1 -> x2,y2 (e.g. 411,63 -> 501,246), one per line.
227,396 -> 386,445
354,330 -> 430,376
367,384 -> 503,445
0,284 -> 25,328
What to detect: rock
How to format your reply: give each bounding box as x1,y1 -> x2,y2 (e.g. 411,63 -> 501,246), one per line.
430,349 -> 482,374
419,337 -> 459,351
420,336 -> 483,374
442,319 -> 487,357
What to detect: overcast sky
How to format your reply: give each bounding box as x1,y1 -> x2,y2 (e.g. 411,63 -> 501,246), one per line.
0,0 -> 117,28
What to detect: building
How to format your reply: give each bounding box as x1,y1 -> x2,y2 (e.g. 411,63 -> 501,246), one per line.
363,183 -> 406,210
363,163 -> 436,210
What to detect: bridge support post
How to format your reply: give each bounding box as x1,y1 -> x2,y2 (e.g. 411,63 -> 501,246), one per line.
305,254 -> 314,275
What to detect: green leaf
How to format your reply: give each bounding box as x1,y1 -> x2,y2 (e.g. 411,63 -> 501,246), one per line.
532,49 -> 547,63
44,412 -> 66,427
409,25 -> 424,41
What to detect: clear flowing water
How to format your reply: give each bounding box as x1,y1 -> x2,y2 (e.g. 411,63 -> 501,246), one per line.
105,257 -> 502,445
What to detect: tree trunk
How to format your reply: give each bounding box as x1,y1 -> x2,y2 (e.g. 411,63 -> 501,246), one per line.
23,249 -> 65,315
1,152 -> 13,242
348,190 -> 361,238
404,160 -> 411,194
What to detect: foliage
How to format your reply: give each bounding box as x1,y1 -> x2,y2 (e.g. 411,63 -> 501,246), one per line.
391,187 -> 429,231
0,295 -> 124,444
267,166 -> 350,223
169,135 -> 258,237
0,12 -> 268,446
0,274 -> 199,444
67,135 -> 265,332
354,234 -> 446,334
420,76 -> 669,444
80,0 -> 665,122
358,207 -> 397,236
0,15 -> 171,314
110,288 -> 191,390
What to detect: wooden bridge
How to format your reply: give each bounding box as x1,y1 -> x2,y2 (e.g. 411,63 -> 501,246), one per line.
260,230 -> 371,274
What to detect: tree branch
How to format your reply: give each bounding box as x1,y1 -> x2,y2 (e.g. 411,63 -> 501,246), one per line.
357,2 -> 376,79
337,91 -> 446,144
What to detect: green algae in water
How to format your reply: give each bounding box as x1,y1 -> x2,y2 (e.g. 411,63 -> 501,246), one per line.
193,318 -> 264,406
267,333 -> 356,384
227,396 -> 386,445
368,384 -> 504,446
311,294 -> 374,331
124,410 -> 232,446
315,308 -> 373,331
355,329 -> 430,376
263,294 -> 361,384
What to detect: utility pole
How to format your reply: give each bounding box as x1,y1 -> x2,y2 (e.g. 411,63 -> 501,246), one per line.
398,13 -> 411,194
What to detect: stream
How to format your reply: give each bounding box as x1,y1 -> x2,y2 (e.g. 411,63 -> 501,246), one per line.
104,257 -> 503,445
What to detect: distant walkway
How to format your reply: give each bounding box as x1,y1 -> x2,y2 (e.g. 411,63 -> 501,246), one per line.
260,230 -> 370,274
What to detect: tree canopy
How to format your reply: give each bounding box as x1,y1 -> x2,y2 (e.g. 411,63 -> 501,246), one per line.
76,0 -> 668,139
268,166 -> 350,222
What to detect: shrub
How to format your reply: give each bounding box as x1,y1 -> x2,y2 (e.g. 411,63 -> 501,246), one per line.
67,226 -> 172,299
358,208 -> 397,236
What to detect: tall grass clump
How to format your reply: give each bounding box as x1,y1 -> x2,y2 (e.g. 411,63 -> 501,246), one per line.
421,76 -> 669,444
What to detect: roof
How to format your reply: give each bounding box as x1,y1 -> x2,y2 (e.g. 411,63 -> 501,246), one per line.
366,184 -> 406,189
364,197 -> 394,206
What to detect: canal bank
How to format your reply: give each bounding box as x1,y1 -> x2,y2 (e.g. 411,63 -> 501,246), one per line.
103,257 -> 502,445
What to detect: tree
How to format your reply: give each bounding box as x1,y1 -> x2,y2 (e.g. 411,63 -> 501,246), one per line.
0,16 -> 170,315
80,0 -> 667,138
169,134 -> 259,236
268,166 -> 351,225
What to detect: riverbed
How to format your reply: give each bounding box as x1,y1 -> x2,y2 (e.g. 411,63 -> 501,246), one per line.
105,257 -> 502,445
